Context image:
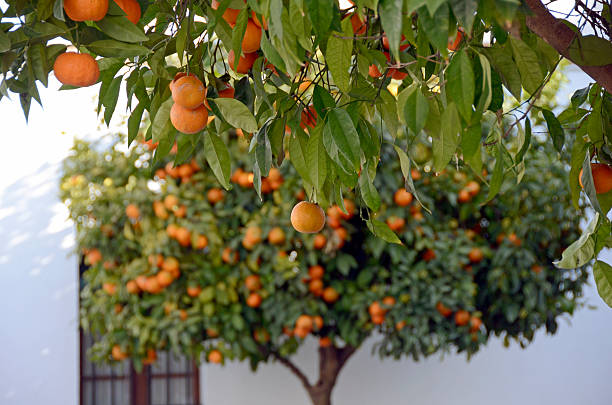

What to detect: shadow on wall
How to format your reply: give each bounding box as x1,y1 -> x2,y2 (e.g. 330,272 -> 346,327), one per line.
0,161 -> 78,405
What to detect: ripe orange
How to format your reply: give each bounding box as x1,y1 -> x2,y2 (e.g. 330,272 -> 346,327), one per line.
179,309 -> 188,321
103,282 -> 117,295
243,226 -> 263,249
309,279 -> 324,296
254,328 -> 270,343
507,232 -> 522,247
267,227 -> 285,245
422,248 -> 436,262
391,69 -> 407,81
114,304 -> 123,314
206,328 -> 219,338
125,203 -> 140,219
436,301 -> 452,317
313,315 -> 324,330
195,234 -> 209,250
468,247 -> 484,263
322,287 -> 339,303
300,106 -> 318,129
177,164 -> 194,179
290,201 -> 326,233
580,163 -> 612,194
350,13 -> 366,35
394,189 -> 413,206
228,50 -> 258,74
465,181 -> 480,196
211,0 -> 240,25
142,348 -> 157,365
371,314 -> 385,325
294,326 -> 309,338
126,280 -> 139,294
53,53 -> 100,87
251,11 -> 268,29
207,188 -> 225,204
165,162 -> 180,178
170,103 -> 209,134
386,216 -> 405,232
245,274 -> 261,291
340,199 -> 355,220
145,277 -> 162,294
102,260 -> 116,270
319,336 -> 332,348
175,227 -> 191,247
164,194 -> 179,210
208,349 -> 223,364
382,296 -> 396,307
86,248 -> 103,265
172,75 -> 206,109
112,344 -> 129,361
396,320 -> 407,331
246,292 -> 262,308
156,270 -> 173,286
448,29 -> 464,51
469,316 -> 482,332
153,201 -> 169,219
222,247 -> 238,264
458,189 -> 471,203
313,234 -> 327,249
368,301 -> 385,317
64,0 -> 108,21
187,285 -> 202,297
241,20 -> 262,53
114,0 -> 141,24
173,204 -> 187,218
135,275 -> 148,291
454,310 -> 470,326
296,315 -> 313,331
368,64 -> 383,78
162,257 -> 179,275
308,265 -> 324,280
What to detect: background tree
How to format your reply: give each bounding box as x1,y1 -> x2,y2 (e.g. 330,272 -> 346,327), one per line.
61,131 -> 587,405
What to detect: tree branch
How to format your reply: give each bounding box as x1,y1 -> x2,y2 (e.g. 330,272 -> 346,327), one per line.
272,352 -> 312,390
523,0 -> 612,94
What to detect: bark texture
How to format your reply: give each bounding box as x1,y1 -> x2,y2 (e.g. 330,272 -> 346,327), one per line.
524,0 -> 612,94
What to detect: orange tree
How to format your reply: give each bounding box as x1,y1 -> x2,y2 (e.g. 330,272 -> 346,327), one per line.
2,1 -> 612,304
61,132 -> 587,405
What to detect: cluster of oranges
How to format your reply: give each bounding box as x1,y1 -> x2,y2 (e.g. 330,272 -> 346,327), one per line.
169,73 -> 210,134
287,314 -> 326,342
368,297 -> 396,326
244,274 -> 263,308
54,0 -> 141,87
436,302 -> 482,339
304,265 -> 339,304
231,167 -> 285,193
457,180 -> 481,203
155,158 -> 201,184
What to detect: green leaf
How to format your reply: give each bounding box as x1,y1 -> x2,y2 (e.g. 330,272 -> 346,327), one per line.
0,31 -> 10,53
580,152 -> 605,216
86,40 -> 150,58
96,16 -> 149,43
568,35 -> 612,66
312,85 -> 336,118
393,144 -> 430,213
554,214 -> 598,269
323,108 -> 361,171
446,49 -> 475,121
433,103 -> 461,172
359,161 -> 381,211
204,132 -> 232,190
102,76 -> 122,126
231,8 -> 249,70
288,130 -> 312,185
260,32 -> 287,72
176,17 -> 189,63
417,5 -> 449,56
306,126 -> 328,196
152,98 -> 174,143
482,45 -> 522,100
305,0 -> 333,38
509,37 -> 545,95
325,18 -> 353,93
541,109 -> 564,152
449,0 -> 478,34
569,133 -> 587,208
379,0 -> 404,61
475,53 -> 493,114
571,86 -> 590,109
26,44 -> 48,87
128,102 -> 145,146
213,98 -> 258,133
515,117 -> 531,164
53,0 -> 65,21
403,86 -> 429,135
594,260 -> 612,308
367,219 -> 402,244
485,144 -> 504,202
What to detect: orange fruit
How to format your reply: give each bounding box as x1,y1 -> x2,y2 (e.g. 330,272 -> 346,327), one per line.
103,282 -> 117,295
468,247 -> 484,263
179,309 -> 188,321
296,315 -> 313,331
243,226 -> 263,249
350,13 -> 366,35
422,248 -> 436,262
322,287 -> 339,303
369,64 -> 383,78
458,189 -> 471,203
580,163 -> 612,194
177,164 -> 194,179
187,285 -> 202,297
448,29 -> 464,51
245,275 -> 261,291
294,326 -> 309,338
411,168 -> 421,180
308,265 -> 324,280
313,315 -> 324,330
386,216 -> 405,232
175,227 -> 191,247
300,106 -> 317,129
102,260 -> 116,270
207,328 -> 219,338
114,304 -> 123,314
173,204 -> 187,218
396,320 -> 407,331
145,277 -> 162,294
195,234 -> 209,250
340,199 -> 355,220
172,75 -> 206,109
207,188 -> 225,204
222,247 -> 238,264
436,301 -> 452,317
327,205 -> 342,220
86,248 -> 102,265
211,0 -> 240,25
125,203 -> 140,219
157,270 -> 174,287
135,275 -> 148,291
165,162 -> 180,178
169,72 -> 194,92
507,232 -> 522,247
313,234 -> 327,249
298,80 -> 312,93
267,227 -> 285,245
531,264 -> 543,274
164,194 -> 179,210
394,189 -> 413,206
382,34 -> 410,51
254,328 -> 270,343
246,292 -> 262,307
153,201 -> 168,219
162,257 -> 179,275
208,349 -> 223,364
309,279 -> 324,296
251,11 -> 268,29
368,301 -> 385,317
469,316 -> 482,332
114,0 -> 141,24
53,52 -> 100,87
465,180 -> 480,196
241,20 -> 262,53
112,344 -> 129,361
454,310 -> 470,326
170,103 -> 208,134
319,336 -> 332,348
126,280 -> 139,294
290,201 -> 326,233
371,314 -> 385,325
382,296 -> 396,307
64,0 -> 108,21
228,50 -> 258,74
142,348 -> 157,365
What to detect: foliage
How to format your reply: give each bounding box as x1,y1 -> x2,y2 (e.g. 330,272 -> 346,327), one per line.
60,132 -> 587,373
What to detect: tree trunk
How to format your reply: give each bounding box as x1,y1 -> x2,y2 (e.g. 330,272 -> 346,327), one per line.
523,0 -> 612,94
274,345 -> 356,405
